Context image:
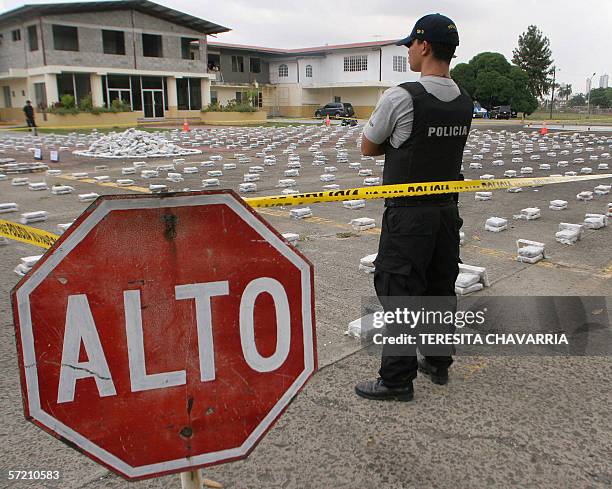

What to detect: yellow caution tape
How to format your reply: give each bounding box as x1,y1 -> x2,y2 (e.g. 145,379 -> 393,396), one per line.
244,174 -> 612,208
0,219 -> 59,249
1,174 -> 610,249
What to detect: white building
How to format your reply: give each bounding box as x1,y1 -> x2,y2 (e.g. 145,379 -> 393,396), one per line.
600,74 -> 609,89
209,40 -> 417,118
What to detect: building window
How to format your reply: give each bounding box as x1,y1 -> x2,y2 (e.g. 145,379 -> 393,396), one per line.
56,72 -> 91,105
34,82 -> 47,109
210,90 -> 218,105
334,96 -> 341,103
343,55 -> 367,72
3,86 -> 12,108
105,74 -> 132,109
257,91 -> 263,107
278,64 -> 289,77
102,30 -> 125,55
393,55 -> 407,72
231,56 -> 244,73
142,33 -> 162,57
181,37 -> 198,60
177,78 -> 201,110
305,65 -> 313,78
11,29 -> 21,41
250,57 -> 261,74
52,25 -> 79,51
235,91 -> 242,103
27,25 -> 38,51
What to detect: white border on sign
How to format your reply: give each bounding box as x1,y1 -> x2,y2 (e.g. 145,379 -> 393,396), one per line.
16,193 -> 315,478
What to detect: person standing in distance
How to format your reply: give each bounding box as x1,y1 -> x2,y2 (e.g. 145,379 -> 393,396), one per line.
23,100 -> 37,136
355,14 -> 473,402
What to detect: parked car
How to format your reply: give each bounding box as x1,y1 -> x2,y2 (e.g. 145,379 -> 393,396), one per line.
473,101 -> 488,118
510,108 -> 518,118
315,102 -> 353,118
490,105 -> 511,119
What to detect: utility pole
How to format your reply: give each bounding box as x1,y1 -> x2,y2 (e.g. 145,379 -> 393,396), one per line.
549,67 -> 558,120
586,72 -> 596,119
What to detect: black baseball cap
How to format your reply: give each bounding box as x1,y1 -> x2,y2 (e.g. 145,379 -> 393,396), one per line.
396,13 -> 460,47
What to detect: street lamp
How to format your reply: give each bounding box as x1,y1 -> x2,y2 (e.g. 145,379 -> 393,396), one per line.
586,72 -> 596,119
549,67 -> 560,120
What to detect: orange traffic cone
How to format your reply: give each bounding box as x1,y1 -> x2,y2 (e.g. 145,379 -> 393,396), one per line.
325,114 -> 331,127
540,122 -> 548,136
182,119 -> 190,132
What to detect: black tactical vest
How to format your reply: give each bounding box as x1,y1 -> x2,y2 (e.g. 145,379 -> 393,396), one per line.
382,81 -> 473,205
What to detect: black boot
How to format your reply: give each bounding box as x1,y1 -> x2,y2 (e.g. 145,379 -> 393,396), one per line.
417,357 -> 449,385
355,378 -> 414,402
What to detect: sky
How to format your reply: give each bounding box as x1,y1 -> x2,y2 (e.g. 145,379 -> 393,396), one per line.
1,0 -> 610,94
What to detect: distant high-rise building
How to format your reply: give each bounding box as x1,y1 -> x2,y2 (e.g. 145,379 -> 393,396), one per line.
600,74 -> 609,89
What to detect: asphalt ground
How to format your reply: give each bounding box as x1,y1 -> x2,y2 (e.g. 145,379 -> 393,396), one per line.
0,122 -> 610,488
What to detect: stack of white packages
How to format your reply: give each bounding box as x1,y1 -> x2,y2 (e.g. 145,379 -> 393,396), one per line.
594,185 -> 611,196
116,179 -> 134,187
207,170 -> 223,177
72,172 -> 88,179
290,207 -> 312,219
504,170 -> 517,177
281,188 -> 299,195
455,264 -> 489,295
278,179 -> 296,187
343,199 -> 366,210
469,162 -> 482,170
20,211 -> 48,224
358,169 -> 373,176
516,239 -> 546,264
485,217 -> 508,232
351,217 -> 375,231
284,169 -> 299,177
322,184 -> 339,191
583,213 -> 608,229
93,175 -> 111,183
598,163 -> 609,170
520,166 -> 533,174
576,191 -> 594,201
320,174 -> 335,182
547,199 -> 567,211
346,313 -> 376,339
249,165 -> 264,173
243,173 -> 260,182
0,174 -> 7,181
202,178 -> 220,187
492,160 -> 504,166
51,185 -> 74,195
149,184 -> 167,193
28,181 -> 48,191
580,167 -> 593,174
222,163 -> 236,170
46,169 -> 61,176
0,202 -> 19,213
57,222 -> 74,234
349,162 -> 361,170
459,231 -> 465,246
12,177 -> 28,186
141,170 -> 158,179
475,192 -> 492,201
281,233 -> 299,246
166,173 -> 183,182
514,207 -> 541,220
480,174 -> 495,180
555,223 -> 584,245
359,253 -> 377,273
507,187 -> 523,193
133,161 -> 147,168
200,161 -> 214,168
557,160 -> 568,167
79,193 -> 99,202
607,203 -> 612,218
364,177 -> 381,186
122,167 -> 136,175
14,255 -> 43,276
238,183 -> 257,193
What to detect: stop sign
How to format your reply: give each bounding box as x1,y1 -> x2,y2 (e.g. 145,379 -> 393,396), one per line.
12,190 -> 316,480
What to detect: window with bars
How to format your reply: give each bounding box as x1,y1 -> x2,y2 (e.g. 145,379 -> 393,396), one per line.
278,64 -> 289,77
393,55 -> 407,72
343,55 -> 367,72
305,65 -> 312,77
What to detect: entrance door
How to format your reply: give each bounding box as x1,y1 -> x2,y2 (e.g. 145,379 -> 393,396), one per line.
143,90 -> 164,118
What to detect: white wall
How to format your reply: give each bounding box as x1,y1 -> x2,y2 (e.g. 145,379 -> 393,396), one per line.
269,60 -> 298,84
381,45 -> 419,84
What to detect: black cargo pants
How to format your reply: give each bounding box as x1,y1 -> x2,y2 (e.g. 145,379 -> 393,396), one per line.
373,201 -> 462,388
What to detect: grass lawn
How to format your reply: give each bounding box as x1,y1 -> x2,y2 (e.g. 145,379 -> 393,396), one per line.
525,111 -> 612,124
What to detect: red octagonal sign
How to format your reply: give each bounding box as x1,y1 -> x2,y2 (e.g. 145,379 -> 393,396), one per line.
12,190 -> 316,480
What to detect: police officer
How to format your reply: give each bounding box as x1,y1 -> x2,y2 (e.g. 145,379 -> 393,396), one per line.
355,14 -> 473,401
23,100 -> 37,136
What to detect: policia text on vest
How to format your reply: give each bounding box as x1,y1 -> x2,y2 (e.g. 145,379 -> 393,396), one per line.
427,125 -> 470,137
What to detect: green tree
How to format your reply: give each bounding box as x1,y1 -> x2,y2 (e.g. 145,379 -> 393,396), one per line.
567,94 -> 586,107
557,84 -> 572,101
588,87 -> 612,108
512,25 -> 553,98
451,52 -> 538,115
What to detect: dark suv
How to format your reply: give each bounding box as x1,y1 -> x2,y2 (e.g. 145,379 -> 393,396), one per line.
490,105 -> 511,119
315,102 -> 354,118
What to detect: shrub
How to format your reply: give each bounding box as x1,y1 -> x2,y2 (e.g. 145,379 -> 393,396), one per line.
79,93 -> 93,111
60,94 -> 75,108
202,100 -> 257,113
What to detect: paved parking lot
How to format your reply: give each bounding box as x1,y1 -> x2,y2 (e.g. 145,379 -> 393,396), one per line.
0,122 -> 610,488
